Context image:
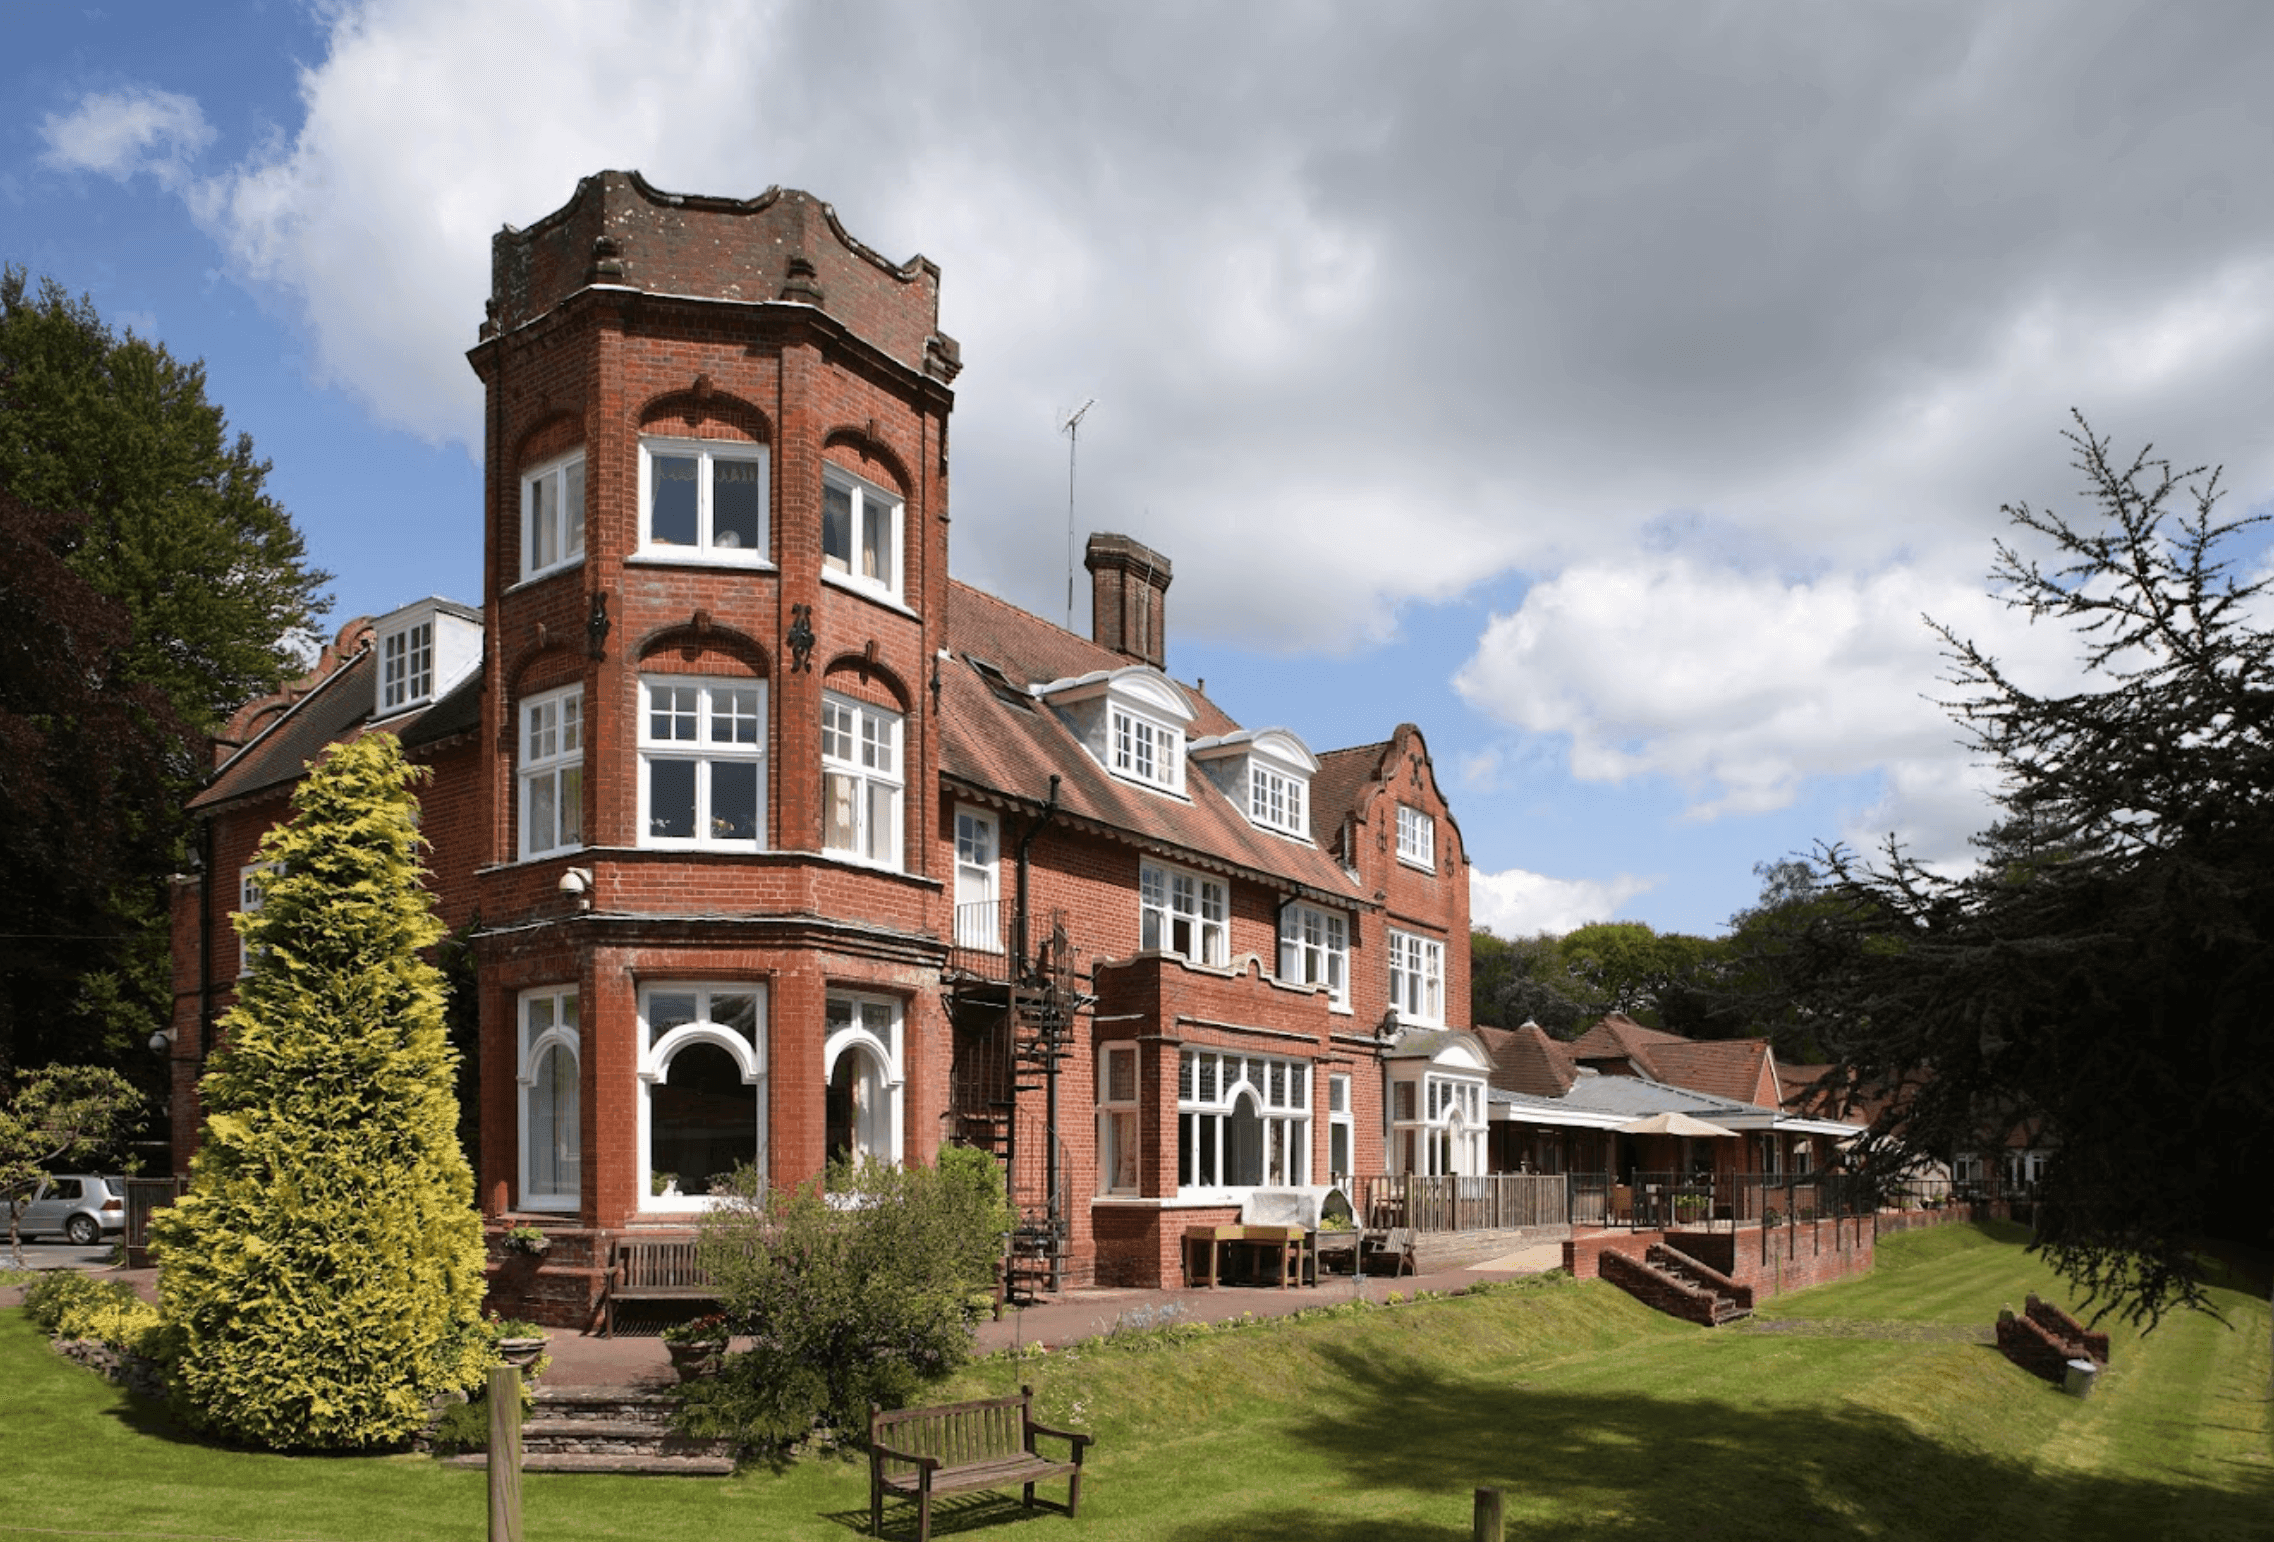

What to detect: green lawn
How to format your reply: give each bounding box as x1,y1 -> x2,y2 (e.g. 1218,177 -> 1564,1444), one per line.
4,1223 -> 2267,1540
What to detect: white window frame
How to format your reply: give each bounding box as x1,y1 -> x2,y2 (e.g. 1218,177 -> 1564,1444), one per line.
1277,903 -> 1349,1008
1176,1049 -> 1309,1197
379,619 -> 434,715
1396,804 -> 1436,870
821,464 -> 903,601
1388,1069 -> 1486,1177
1249,761 -> 1307,837
824,992 -> 905,1173
637,982 -> 768,1212
821,693 -> 903,869
518,684 -> 584,861
1111,704 -> 1184,793
517,987 -> 580,1211
1389,929 -> 1445,1025
1327,1073 -> 1354,1185
522,450 -> 586,580
1098,1044 -> 1142,1196
235,861 -> 278,977
1140,861 -> 1227,966
953,806 -> 1002,953
638,676 -> 767,851
638,437 -> 769,565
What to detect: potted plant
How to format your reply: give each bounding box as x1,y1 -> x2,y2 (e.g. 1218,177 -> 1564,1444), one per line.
488,1314 -> 549,1375
661,1313 -> 729,1381
501,1222 -> 551,1257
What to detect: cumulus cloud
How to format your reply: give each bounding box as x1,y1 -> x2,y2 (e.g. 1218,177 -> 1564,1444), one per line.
83,1 -> 2274,657
1470,867 -> 1661,938
39,86 -> 213,191
1451,553 -> 2091,861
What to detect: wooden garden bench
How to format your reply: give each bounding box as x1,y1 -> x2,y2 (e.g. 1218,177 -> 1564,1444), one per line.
868,1386 -> 1092,1541
603,1236 -> 716,1336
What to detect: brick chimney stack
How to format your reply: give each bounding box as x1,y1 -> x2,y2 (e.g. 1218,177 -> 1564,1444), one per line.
1085,533 -> 1172,670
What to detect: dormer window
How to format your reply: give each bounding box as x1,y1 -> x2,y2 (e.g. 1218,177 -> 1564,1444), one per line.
381,622 -> 431,713
1036,666 -> 1196,798
1113,705 -> 1181,792
372,598 -> 481,719
1191,728 -> 1319,839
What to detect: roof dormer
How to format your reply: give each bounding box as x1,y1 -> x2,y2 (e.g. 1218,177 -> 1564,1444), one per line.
1034,664 -> 1196,795
372,597 -> 482,720
1190,727 -> 1319,840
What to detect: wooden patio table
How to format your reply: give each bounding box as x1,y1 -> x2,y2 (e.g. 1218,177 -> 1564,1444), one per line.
1182,1224 -> 1317,1289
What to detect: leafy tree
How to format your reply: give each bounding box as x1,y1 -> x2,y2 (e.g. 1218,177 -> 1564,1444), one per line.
682,1147 -> 1015,1449
0,270 -> 330,1080
1790,416 -> 2274,1323
152,735 -> 488,1449
0,489 -> 182,1077
1557,922 -> 1729,1034
0,1063 -> 141,1265
1470,929 -> 1593,1035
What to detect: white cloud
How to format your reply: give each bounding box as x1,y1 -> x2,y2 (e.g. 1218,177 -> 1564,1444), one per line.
1470,867 -> 1660,938
1452,554 -> 2084,863
40,86 -> 213,191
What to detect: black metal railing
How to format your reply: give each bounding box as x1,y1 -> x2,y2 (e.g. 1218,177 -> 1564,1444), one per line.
947,899 -> 1009,981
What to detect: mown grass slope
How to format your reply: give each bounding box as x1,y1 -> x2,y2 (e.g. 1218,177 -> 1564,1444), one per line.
3,1222 -> 2265,1540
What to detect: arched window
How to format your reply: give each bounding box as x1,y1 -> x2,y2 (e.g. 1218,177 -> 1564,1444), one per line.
518,987 -> 579,1210
823,993 -> 903,1177
639,983 -> 768,1210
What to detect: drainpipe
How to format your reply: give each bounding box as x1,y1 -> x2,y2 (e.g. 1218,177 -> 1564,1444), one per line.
1013,775 -> 1061,977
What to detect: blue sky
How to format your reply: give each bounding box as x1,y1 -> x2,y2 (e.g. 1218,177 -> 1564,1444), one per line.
12,1 -> 2274,938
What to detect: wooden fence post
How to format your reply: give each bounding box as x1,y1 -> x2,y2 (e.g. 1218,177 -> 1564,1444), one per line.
489,1365 -> 522,1542
1473,1486 -> 1505,1542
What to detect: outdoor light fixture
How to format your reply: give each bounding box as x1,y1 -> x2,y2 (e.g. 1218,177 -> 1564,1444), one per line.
557,867 -> 594,910
149,1027 -> 176,1054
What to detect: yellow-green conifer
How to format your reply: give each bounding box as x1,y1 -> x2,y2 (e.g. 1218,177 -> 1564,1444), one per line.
154,734 -> 488,1448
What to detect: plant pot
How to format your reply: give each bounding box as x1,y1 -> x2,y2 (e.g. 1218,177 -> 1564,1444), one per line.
496,1336 -> 548,1373
667,1341 -> 725,1382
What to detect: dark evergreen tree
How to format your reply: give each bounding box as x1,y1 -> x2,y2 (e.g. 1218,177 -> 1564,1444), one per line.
1789,416 -> 2274,1323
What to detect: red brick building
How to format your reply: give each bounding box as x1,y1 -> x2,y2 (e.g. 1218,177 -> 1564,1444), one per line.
167,172 -> 1475,1322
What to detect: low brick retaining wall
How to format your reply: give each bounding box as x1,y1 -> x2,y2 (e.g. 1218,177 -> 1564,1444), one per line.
1999,1292 -> 2109,1383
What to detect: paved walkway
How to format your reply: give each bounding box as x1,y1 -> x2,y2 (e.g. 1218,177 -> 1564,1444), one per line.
7,1241 -> 1571,1391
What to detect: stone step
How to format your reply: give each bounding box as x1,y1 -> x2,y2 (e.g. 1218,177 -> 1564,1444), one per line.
445,1452 -> 735,1477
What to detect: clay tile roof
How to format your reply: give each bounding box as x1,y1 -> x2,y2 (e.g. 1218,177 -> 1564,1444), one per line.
1565,1012 -> 1685,1067
941,580 -> 1363,902
1474,1022 -> 1578,1099
1647,1039 -> 1778,1105
1309,740 -> 1390,861
191,649 -> 478,813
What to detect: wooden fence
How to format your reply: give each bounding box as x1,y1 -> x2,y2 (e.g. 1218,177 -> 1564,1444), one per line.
1354,1173 -> 1568,1234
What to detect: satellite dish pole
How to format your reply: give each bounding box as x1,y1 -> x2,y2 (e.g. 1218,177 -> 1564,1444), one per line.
1060,398 -> 1096,631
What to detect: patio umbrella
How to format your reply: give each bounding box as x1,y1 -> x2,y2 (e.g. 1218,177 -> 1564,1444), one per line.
1615,1111 -> 1740,1139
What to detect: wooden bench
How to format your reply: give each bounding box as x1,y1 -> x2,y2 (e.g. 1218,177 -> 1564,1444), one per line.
868,1386 -> 1092,1541
604,1236 -> 716,1337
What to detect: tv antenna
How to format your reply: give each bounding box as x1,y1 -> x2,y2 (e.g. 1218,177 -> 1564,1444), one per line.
1060,398 -> 1096,630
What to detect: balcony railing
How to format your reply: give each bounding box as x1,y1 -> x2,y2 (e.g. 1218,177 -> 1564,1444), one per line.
948,899 -> 1009,981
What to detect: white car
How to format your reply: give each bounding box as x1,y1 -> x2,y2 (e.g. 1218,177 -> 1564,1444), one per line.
13,1175 -> 127,1245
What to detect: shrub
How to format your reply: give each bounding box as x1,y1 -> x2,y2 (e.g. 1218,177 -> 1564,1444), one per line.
23,1273 -> 161,1357
23,1270 -> 119,1333
152,736 -> 490,1450
679,1147 -> 1014,1449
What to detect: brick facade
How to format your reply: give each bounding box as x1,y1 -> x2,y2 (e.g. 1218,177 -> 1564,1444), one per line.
167,171 -> 1476,1321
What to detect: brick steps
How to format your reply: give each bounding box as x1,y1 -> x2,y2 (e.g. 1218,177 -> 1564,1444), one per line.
1598,1245 -> 1751,1327
444,1387 -> 734,1477
1649,1246 -> 1752,1325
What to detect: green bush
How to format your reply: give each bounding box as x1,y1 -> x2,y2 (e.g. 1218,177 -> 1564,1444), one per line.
23,1270 -> 119,1332
22,1273 -> 161,1357
679,1146 -> 1014,1449
152,736 -> 490,1450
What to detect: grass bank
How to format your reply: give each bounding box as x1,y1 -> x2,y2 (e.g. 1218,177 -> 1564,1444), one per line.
3,1223 -> 2266,1540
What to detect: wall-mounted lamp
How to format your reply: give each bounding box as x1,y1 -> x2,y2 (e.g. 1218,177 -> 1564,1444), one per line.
149,1027 -> 176,1055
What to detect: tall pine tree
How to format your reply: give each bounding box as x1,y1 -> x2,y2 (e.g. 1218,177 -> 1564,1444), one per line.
153,735 -> 488,1449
